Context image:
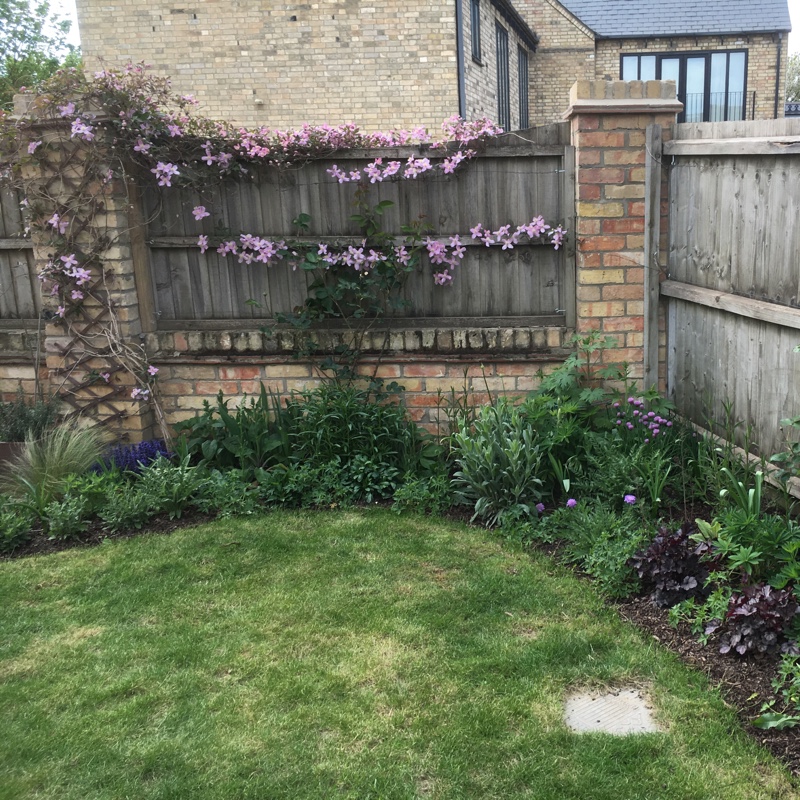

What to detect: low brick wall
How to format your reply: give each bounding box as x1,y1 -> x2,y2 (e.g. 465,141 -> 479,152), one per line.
146,325 -> 571,432
0,331 -> 45,402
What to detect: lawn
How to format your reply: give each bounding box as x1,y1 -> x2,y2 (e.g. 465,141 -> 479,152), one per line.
0,510 -> 796,800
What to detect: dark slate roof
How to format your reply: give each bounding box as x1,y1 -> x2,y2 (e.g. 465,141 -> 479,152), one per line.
558,0 -> 792,38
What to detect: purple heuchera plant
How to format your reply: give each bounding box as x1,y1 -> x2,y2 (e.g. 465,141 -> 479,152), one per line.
629,526 -> 712,608
705,584 -> 799,656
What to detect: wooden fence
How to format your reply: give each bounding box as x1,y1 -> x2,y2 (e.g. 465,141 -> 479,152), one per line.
141,123 -> 576,330
662,118 -> 800,457
0,185 -> 38,325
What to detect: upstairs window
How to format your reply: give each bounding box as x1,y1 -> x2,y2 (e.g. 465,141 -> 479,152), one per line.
621,50 -> 748,122
496,22 -> 510,131
471,0 -> 481,62
518,46 -> 529,129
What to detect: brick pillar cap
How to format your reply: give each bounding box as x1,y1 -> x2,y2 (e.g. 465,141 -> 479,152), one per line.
564,80 -> 682,119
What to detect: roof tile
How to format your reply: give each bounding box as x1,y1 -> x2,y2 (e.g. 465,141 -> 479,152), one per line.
557,0 -> 792,38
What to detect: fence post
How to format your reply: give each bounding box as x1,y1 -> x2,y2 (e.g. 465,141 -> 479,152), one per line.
643,123 -> 662,390
565,80 -> 681,390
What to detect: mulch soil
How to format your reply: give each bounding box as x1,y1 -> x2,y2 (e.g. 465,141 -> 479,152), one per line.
0,510 -> 216,561
2,502 -> 799,778
616,595 -> 800,776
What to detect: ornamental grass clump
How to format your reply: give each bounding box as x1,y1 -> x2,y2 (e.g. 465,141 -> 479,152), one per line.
1,423 -> 104,511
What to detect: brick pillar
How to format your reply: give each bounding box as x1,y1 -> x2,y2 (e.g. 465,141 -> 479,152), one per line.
566,80 -> 681,390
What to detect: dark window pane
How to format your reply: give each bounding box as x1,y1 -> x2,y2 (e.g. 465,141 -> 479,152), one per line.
496,23 -> 510,131
471,0 -> 481,62
518,47 -> 529,128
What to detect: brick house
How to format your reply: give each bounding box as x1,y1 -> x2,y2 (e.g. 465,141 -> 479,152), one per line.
535,0 -> 793,123
74,0 -> 791,130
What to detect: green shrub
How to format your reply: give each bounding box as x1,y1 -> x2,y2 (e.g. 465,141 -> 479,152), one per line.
538,503 -> 650,597
44,494 -> 90,540
0,390 -> 59,442
257,455 -> 402,508
194,469 -> 261,518
392,473 -> 452,516
137,456 -> 204,520
694,510 -> 800,588
99,488 -> 154,533
257,461 -> 346,508
285,385 -> 440,475
452,399 -> 543,526
62,471 -> 122,516
176,384 -> 442,482
0,495 -> 33,552
175,384 -> 292,475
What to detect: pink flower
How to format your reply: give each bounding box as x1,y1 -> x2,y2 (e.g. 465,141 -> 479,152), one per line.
624,494 -> 636,505
150,161 -> 180,187
70,119 -> 95,142
133,138 -> 151,153
192,205 -> 210,221
27,140 -> 42,154
100,372 -> 110,383
56,305 -> 65,317
70,290 -> 83,300
535,503 -> 545,514
197,235 -> 209,254
566,498 -> 577,508
147,365 -> 159,376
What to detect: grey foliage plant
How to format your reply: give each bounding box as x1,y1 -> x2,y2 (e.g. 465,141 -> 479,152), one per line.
452,399 -> 543,527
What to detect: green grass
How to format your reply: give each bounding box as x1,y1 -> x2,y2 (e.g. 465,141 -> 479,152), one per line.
0,510 -> 796,800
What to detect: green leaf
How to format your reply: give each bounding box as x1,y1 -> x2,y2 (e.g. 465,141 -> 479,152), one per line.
752,713 -> 800,730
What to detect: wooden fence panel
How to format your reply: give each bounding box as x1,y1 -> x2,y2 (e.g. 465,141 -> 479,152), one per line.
667,298 -> 800,457
144,126 -> 572,325
665,119 -> 800,455
0,184 -> 39,323
668,153 -> 800,306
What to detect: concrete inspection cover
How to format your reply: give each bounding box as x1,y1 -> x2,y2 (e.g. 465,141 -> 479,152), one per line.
564,688 -> 662,735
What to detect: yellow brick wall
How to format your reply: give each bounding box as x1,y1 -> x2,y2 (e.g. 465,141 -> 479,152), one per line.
515,0 -> 596,125
461,0 -> 533,130
595,34 -> 787,120
75,0 -> 461,132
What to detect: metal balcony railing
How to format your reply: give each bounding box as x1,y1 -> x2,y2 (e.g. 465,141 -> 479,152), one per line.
683,91 -> 755,122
